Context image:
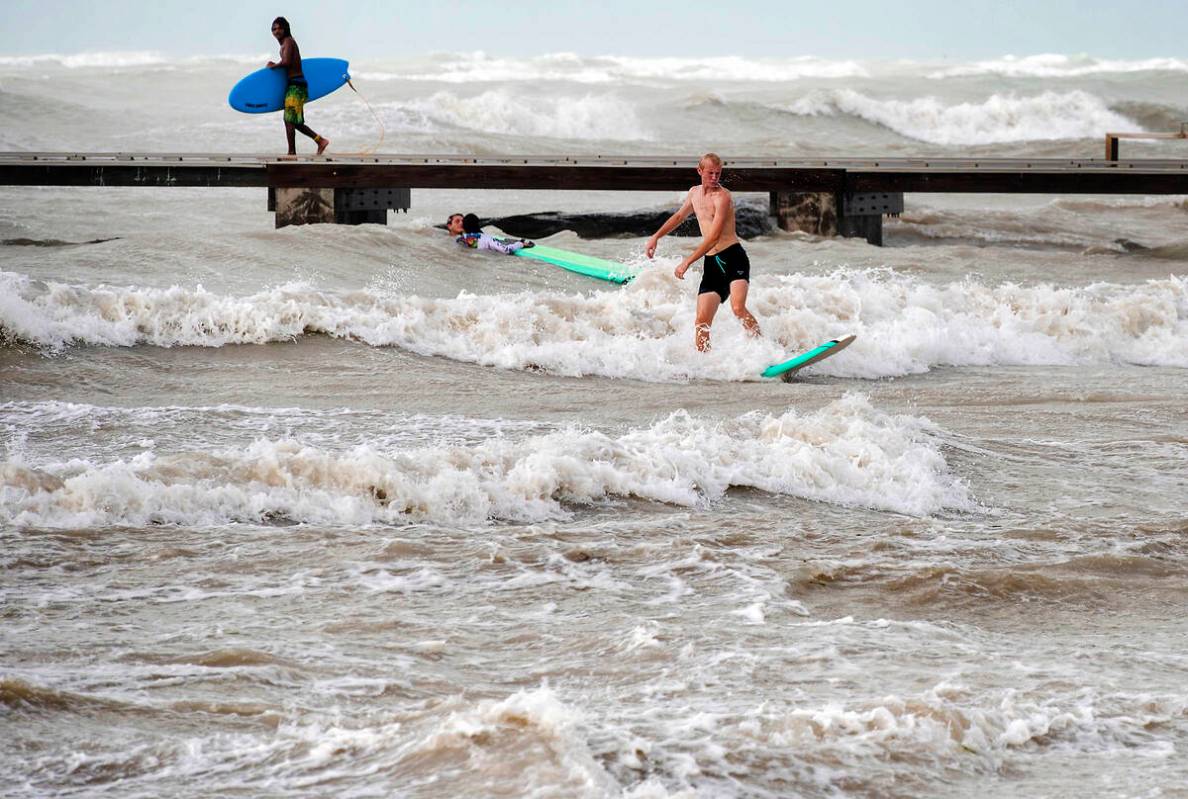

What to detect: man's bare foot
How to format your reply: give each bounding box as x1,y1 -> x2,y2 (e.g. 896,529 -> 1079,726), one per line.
315,136 -> 330,155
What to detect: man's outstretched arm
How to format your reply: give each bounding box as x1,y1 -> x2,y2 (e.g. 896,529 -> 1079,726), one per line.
645,193 -> 694,258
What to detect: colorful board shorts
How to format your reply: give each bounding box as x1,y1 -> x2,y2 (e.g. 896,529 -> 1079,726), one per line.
698,242 -> 750,301
283,82 -> 308,125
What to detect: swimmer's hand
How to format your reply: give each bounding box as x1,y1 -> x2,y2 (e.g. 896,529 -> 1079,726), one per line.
674,262 -> 689,280
266,61 -> 278,68
521,240 -> 535,249
645,237 -> 658,259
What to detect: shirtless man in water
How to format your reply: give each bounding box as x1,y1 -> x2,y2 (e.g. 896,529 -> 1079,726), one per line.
267,16 -> 329,156
645,152 -> 761,352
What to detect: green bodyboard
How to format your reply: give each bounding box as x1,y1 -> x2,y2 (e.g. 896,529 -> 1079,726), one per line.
762,334 -> 856,380
512,244 -> 637,284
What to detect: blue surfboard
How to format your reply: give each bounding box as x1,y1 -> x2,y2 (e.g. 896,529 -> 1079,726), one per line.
762,334 -> 856,381
228,58 -> 351,113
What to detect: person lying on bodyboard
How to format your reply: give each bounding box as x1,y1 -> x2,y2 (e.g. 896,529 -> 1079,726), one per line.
446,213 -> 535,254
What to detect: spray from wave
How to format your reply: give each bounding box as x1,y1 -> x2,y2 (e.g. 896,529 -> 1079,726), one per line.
3,49 -> 1184,81
929,53 -> 1188,79
0,394 -> 972,527
356,52 -> 868,84
783,89 -> 1140,145
4,268 -> 1185,377
0,51 -> 270,69
383,89 -> 651,141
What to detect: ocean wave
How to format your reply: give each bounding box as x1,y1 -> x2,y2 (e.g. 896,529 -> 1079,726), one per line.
0,51 -> 269,69
403,686 -> 618,794
930,53 -> 1188,79
378,89 -> 651,141
0,50 -> 168,69
798,556 -> 1188,610
0,399 -> 550,457
1049,196 -> 1188,212
893,199 -> 1188,251
356,51 -> 867,84
4,268 -> 1185,376
892,207 -> 1115,250
7,672 -> 1182,794
0,676 -> 125,713
1110,101 -> 1188,135
783,89 -> 1139,145
4,49 -> 1185,82
0,394 -> 972,526
2,681 -> 613,795
2,237 -> 120,248
739,677 -> 1183,768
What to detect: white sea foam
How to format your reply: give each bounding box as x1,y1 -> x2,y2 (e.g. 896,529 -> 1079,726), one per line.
930,53 -> 1188,79
0,393 -> 973,527
410,686 -> 619,797
784,89 -> 1139,145
318,90 -> 650,140
0,51 -> 168,69
356,51 -> 867,84
7,684 -> 611,795
385,89 -> 651,140
4,268 -> 1185,377
1049,195 -> 1188,212
0,400 -> 550,464
739,683 -> 1184,771
3,49 -> 1184,81
0,51 -> 270,69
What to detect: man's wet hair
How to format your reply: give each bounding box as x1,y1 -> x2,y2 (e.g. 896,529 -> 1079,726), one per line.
699,152 -> 722,168
462,213 -> 482,234
272,16 -> 291,37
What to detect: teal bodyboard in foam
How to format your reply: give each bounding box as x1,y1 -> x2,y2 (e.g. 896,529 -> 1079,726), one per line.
512,245 -> 637,284
762,334 -> 856,380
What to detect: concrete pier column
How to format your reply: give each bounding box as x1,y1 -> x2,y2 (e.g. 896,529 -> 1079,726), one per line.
273,187 -> 335,228
270,187 -> 410,228
839,215 -> 884,247
769,190 -> 902,246
334,188 -> 409,225
770,191 -> 839,237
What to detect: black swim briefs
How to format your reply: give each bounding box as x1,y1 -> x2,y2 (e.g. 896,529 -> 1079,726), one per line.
698,242 -> 750,301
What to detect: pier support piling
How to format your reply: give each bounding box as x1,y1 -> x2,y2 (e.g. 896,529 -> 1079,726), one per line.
273,187 -> 335,228
838,214 -> 884,246
769,190 -> 903,246
770,191 -> 839,237
270,186 -> 410,228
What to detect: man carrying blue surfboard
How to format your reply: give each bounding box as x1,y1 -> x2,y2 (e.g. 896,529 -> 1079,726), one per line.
645,153 -> 762,352
267,17 -> 330,156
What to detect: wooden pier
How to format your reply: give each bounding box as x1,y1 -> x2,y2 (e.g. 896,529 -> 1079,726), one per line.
1105,124 -> 1188,161
3,152 -> 1187,244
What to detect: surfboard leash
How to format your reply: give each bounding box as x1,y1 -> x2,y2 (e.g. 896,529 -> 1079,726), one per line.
344,78 -> 385,156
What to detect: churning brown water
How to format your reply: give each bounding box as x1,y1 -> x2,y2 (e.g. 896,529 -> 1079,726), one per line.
2,52 -> 1187,798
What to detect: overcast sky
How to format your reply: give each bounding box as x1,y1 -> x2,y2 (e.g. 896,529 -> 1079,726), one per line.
1,0 -> 1184,60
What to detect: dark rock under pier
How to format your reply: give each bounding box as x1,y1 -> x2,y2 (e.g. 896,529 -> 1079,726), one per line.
485,201 -> 774,240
